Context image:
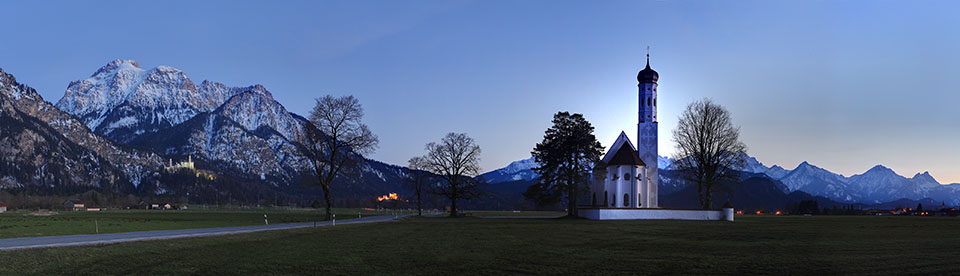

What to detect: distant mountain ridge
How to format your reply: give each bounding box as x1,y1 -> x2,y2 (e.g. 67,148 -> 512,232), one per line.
482,154 -> 960,206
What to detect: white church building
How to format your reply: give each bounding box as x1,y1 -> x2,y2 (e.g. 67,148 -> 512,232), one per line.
578,54 -> 733,221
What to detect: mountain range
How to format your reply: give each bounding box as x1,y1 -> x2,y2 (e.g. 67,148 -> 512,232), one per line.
2,59 -> 958,209
0,60 -> 408,205
483,154 -> 960,207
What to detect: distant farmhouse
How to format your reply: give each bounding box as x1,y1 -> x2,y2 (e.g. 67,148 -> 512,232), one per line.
578,54 -> 733,221
0,202 -> 7,213
64,200 -> 85,211
138,200 -> 185,210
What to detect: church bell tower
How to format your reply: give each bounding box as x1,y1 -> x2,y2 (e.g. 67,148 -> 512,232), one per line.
636,52 -> 659,208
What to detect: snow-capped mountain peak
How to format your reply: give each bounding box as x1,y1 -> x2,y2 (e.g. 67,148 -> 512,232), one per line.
213,84 -> 305,142
502,157 -> 537,174
56,59 -> 247,143
92,59 -> 141,77
912,171 -> 940,187
741,154 -> 769,174
863,164 -> 896,175
480,156 -> 539,183
657,155 -> 674,170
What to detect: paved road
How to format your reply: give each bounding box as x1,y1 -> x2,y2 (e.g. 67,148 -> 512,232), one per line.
0,214 -> 411,251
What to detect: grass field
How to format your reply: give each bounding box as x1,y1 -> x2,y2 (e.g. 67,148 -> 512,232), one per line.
2,215 -> 959,275
0,207 -> 409,239
435,210 -> 565,217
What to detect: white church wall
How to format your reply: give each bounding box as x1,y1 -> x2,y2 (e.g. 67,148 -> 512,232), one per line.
579,208 -> 733,221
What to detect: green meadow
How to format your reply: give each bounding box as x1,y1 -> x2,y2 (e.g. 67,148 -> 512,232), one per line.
2,215 -> 958,275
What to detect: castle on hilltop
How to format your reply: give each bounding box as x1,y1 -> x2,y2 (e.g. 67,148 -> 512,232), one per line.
164,155 -> 214,180
165,155 -> 195,172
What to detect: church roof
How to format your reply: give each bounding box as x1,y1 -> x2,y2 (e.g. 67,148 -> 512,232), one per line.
607,143 -> 646,166
597,131 -> 646,168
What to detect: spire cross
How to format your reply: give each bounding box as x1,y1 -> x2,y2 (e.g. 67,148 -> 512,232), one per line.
645,46 -> 651,68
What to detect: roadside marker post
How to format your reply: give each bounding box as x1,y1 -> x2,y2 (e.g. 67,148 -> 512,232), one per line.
264,214 -> 268,225
333,214 -> 336,226
95,219 -> 99,234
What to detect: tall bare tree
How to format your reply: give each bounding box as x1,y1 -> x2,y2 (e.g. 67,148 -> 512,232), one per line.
303,95 -> 378,220
672,98 -> 746,209
404,156 -> 431,216
425,132 -> 482,217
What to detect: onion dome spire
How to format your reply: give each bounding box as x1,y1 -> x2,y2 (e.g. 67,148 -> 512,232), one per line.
637,49 -> 659,83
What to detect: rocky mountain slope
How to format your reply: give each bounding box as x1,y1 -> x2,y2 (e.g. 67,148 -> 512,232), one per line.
0,67 -> 163,191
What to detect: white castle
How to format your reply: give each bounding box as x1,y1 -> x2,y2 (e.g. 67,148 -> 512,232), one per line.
165,155 -> 196,172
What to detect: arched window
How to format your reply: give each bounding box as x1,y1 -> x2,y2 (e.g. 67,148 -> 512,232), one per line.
604,192 -> 608,206
640,98 -> 644,106
592,192 -> 597,206
647,97 -> 652,106
624,194 -> 629,207
612,194 -> 616,207
654,98 -> 656,106
638,193 -> 642,207
623,173 -> 630,181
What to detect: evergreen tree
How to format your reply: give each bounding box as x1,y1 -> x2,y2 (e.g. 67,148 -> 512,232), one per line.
524,112 -> 604,217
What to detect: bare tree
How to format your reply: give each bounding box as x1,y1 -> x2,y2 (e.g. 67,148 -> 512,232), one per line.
404,156 -> 431,216
425,133 -> 482,217
672,98 -> 746,209
303,95 -> 378,220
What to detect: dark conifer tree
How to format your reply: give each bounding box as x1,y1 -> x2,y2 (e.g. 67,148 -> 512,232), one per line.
524,112 -> 604,217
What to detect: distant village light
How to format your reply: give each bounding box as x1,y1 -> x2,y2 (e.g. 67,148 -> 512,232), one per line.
377,193 -> 400,202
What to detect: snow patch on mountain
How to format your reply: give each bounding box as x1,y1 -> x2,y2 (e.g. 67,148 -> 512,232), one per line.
480,157 -> 539,183
56,59 -> 244,143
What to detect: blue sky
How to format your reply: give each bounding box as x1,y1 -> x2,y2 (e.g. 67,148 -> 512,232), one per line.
2,0 -> 959,183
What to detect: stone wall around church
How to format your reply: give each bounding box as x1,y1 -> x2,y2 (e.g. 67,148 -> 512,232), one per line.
579,208 -> 734,221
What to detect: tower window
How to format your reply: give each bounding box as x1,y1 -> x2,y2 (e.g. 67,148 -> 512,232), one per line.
624,194 -> 629,207
654,99 -> 656,106
623,173 -> 630,181
647,97 -> 651,106
639,193 -> 642,207
612,194 -> 616,206
640,98 -> 644,106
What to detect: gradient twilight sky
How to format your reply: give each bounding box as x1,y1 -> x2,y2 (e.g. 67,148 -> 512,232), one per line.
1,1 -> 959,183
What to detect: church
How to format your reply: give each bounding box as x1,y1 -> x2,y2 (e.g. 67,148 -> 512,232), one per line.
578,54 -> 733,221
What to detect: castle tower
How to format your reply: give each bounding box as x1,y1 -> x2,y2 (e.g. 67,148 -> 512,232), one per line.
636,53 -> 659,208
